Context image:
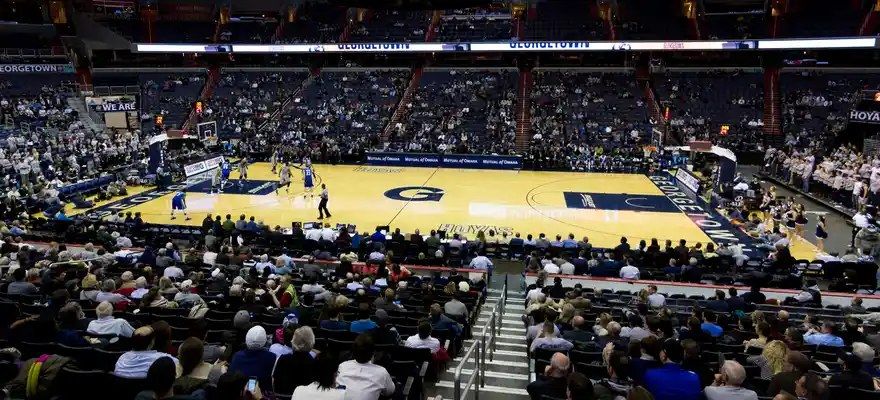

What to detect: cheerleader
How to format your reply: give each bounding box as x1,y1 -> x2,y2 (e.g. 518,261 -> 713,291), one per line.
784,208 -> 797,234
794,210 -> 808,237
815,215 -> 828,252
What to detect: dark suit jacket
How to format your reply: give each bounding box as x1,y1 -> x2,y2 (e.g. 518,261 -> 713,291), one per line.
526,376 -> 567,400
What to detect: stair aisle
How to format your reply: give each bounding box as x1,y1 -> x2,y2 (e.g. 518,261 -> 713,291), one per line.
431,285 -> 531,400
66,97 -> 105,132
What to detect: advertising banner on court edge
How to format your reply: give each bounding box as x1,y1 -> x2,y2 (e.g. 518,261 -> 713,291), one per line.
365,152 -> 522,170
184,155 -> 225,177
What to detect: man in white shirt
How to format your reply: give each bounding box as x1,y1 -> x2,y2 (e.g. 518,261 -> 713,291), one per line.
114,326 -> 178,378
619,263 -> 640,280
543,260 -> 560,274
320,223 -> 337,242
526,284 -> 545,305
404,322 -> 441,354
558,258 -> 575,275
469,253 -> 493,271
336,335 -> 395,400
87,301 -> 135,337
202,248 -> 218,266
163,263 -> 184,280
305,226 -> 322,241
646,285 -> 665,307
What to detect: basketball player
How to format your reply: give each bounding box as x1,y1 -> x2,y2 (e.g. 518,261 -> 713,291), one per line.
317,183 -> 331,219
238,158 -> 249,188
220,160 -> 231,191
270,148 -> 278,173
276,163 -> 291,194
170,191 -> 190,220
210,167 -> 221,194
303,162 -> 315,197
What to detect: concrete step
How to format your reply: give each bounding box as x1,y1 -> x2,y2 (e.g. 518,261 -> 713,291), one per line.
433,380 -> 529,396
466,339 -> 527,351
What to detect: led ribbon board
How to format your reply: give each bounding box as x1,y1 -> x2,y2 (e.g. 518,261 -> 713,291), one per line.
134,37 -> 877,54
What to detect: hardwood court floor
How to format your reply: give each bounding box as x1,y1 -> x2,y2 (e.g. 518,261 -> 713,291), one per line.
92,163 -> 819,259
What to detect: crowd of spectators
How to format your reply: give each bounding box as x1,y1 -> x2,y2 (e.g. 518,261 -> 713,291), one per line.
350,10 -> 431,43
654,71 -> 765,153
198,72 -> 308,138
0,211 -> 493,399
386,69 -> 517,155
526,71 -> 653,171
523,230 -> 880,400
437,9 -> 513,42
259,70 -> 406,164
139,73 -> 206,132
0,80 -> 147,222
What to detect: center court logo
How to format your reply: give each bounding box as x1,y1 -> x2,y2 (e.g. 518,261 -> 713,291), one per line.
384,186 -> 445,202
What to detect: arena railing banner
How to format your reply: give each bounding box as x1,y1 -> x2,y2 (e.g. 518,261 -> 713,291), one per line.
184,155 -> 224,177
135,37 -> 878,54
0,63 -> 75,73
85,95 -> 139,113
365,152 -> 522,170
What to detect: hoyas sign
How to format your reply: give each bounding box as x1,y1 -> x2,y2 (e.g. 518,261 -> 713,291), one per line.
850,110 -> 880,124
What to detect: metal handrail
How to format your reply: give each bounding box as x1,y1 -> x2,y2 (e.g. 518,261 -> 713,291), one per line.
454,338 -> 482,400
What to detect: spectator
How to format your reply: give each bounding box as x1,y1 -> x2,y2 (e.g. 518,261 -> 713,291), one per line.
794,372 -> 828,400
291,354 -> 346,400
562,316 -> 594,344
405,321 -> 441,354
273,326 -> 318,395
803,321 -> 844,347
6,267 -> 37,295
115,326 -> 179,378
229,326 -> 276,391
767,351 -> 811,397
133,356 -> 190,400
531,321 -> 575,352
87,301 -> 135,337
444,293 -> 469,320
747,340 -> 788,379
336,334 -> 395,400
643,339 -> 702,400
852,342 -> 880,377
704,360 -> 758,400
829,352 -> 874,390
646,285 -> 665,308
175,337 -> 223,395
566,372 -> 595,400
593,350 -> 633,399
527,352 -> 571,400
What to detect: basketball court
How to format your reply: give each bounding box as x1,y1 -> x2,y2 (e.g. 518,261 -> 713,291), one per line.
78,163 -> 820,259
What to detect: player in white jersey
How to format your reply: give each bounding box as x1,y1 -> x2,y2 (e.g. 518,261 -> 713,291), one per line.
276,163 -> 291,194
210,168 -> 222,194
238,158 -> 249,189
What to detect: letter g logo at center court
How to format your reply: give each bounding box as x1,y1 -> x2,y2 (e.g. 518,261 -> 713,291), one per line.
384,186 -> 445,202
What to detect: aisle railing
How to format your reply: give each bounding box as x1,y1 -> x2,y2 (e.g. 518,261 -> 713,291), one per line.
454,275 -> 509,400
454,338 -> 482,400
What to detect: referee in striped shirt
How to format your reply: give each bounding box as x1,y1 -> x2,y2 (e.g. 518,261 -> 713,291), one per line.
318,183 -> 332,219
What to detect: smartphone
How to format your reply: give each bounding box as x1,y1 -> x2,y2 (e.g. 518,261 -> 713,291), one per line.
246,377 -> 258,393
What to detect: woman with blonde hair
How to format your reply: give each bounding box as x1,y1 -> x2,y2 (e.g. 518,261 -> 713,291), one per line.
593,313 -> 613,337
558,303 -> 576,327
158,276 -> 178,296
747,339 -> 788,379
